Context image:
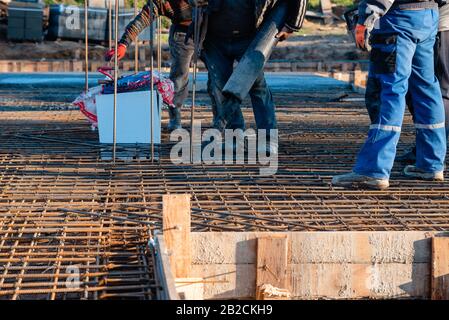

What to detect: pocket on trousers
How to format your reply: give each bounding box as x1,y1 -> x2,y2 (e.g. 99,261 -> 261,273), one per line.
369,33 -> 398,74
370,33 -> 398,46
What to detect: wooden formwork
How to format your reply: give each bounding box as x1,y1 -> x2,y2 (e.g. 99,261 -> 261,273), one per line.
158,194 -> 449,300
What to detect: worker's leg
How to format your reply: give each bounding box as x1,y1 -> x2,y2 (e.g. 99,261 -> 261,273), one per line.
168,25 -> 195,129
205,73 -> 218,126
365,76 -> 382,123
202,38 -> 245,129
353,10 -> 419,179
435,30 -> 449,137
408,18 -> 446,174
367,64 -> 417,165
366,76 -> 415,123
248,71 -> 276,131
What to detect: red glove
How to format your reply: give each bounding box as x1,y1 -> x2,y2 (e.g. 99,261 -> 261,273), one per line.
355,24 -> 367,50
104,43 -> 127,61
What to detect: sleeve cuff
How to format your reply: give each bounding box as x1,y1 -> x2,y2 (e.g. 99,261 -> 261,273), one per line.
357,13 -> 367,26
285,23 -> 300,32
118,39 -> 129,47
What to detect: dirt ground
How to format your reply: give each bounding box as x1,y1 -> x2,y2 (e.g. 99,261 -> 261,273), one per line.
0,20 -> 369,62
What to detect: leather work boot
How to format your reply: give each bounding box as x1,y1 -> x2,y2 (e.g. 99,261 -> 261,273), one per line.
332,172 -> 390,190
167,106 -> 182,131
403,165 -> 444,181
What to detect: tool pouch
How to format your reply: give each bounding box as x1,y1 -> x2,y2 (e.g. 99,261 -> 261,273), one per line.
369,33 -> 398,74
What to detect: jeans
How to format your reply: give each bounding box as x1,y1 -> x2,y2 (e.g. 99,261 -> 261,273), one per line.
355,8 -> 446,179
168,24 -> 195,108
201,35 -> 276,130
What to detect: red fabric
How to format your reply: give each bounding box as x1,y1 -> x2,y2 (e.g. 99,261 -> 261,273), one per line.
73,70 -> 175,126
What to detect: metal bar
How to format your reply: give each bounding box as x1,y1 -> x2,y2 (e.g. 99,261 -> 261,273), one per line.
13,134 -> 144,152
120,203 -> 324,231
108,0 -> 112,49
134,0 -> 139,73
84,0 -> 89,92
190,6 -> 200,163
59,208 -> 157,226
149,1 -> 155,162
112,0 -> 119,164
157,16 -> 162,74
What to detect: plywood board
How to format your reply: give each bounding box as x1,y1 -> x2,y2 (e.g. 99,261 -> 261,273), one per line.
256,235 -> 289,292
163,194 -> 191,278
431,237 -> 449,300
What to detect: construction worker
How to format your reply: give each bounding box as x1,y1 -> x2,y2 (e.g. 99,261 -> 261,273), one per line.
105,0 -> 193,131
365,2 -> 449,164
192,0 -> 308,135
396,2 -> 449,163
332,0 -> 447,189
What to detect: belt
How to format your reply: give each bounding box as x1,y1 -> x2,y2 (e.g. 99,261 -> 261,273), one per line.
392,0 -> 438,9
395,0 -> 434,4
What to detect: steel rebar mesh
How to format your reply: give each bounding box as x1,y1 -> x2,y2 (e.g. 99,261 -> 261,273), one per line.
1,85 -> 449,299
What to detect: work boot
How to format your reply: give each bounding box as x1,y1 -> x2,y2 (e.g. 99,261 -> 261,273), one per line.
332,172 -> 390,190
167,106 -> 182,131
213,97 -> 241,131
212,117 -> 227,132
403,165 -> 444,181
396,146 -> 416,164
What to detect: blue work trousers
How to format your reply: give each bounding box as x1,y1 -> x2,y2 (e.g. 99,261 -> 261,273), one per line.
355,8 -> 446,179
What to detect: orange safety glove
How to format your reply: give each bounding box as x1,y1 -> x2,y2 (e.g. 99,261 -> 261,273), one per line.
104,43 -> 127,61
355,24 -> 367,49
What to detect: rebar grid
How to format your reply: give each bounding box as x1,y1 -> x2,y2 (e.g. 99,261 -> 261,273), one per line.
1,87 -> 449,299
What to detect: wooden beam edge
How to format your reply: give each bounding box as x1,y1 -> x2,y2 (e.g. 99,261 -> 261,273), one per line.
154,233 -> 180,300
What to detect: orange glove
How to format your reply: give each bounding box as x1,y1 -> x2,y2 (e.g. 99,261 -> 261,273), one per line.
104,43 -> 127,61
355,24 -> 367,49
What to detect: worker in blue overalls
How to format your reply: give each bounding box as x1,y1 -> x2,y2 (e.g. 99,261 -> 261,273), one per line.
333,0 -> 447,189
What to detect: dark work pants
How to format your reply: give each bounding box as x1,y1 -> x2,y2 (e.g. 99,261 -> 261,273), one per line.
201,36 -> 276,130
168,25 -> 195,108
434,30 -> 449,134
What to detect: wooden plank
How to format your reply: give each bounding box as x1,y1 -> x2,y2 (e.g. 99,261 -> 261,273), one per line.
162,194 -> 191,278
431,237 -> 449,300
256,234 -> 289,299
154,234 -> 180,300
